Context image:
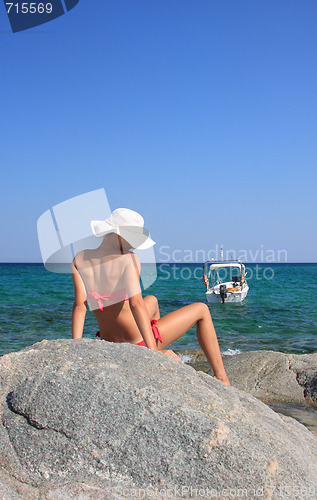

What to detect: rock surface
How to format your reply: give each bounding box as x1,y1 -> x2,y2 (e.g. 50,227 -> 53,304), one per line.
0,339 -> 317,499
180,349 -> 317,406
221,350 -> 317,406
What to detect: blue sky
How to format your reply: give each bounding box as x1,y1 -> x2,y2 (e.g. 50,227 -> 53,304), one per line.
0,0 -> 316,262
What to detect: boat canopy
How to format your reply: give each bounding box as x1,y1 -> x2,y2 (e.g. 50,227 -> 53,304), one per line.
207,262 -> 243,270
203,261 -> 246,282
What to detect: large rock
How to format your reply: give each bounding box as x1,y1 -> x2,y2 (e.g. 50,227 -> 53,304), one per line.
219,350 -> 317,406
0,339 -> 317,499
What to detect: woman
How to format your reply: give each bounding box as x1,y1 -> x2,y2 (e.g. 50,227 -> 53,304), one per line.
71,208 -> 230,386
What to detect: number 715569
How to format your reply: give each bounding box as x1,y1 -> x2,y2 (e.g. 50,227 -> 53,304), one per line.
6,3 -> 53,14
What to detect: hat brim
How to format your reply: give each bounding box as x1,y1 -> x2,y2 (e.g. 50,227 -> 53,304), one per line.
91,219 -> 117,238
90,220 -> 155,250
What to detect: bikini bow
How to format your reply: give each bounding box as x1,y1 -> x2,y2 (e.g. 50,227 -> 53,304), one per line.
88,291 -> 105,311
151,319 -> 162,343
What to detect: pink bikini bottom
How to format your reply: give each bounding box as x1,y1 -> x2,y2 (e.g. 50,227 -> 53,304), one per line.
95,319 -> 162,348
136,319 -> 162,346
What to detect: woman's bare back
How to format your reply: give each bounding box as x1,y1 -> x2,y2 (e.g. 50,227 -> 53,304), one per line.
74,242 -> 143,343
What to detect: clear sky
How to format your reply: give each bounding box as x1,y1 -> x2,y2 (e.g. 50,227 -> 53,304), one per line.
0,0 -> 316,263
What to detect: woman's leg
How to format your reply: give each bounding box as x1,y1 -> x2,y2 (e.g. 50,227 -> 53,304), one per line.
143,296 -> 184,363
156,303 -> 230,385
143,295 -> 160,320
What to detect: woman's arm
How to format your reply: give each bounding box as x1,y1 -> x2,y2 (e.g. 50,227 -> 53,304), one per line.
71,260 -> 87,339
124,254 -> 158,350
129,293 -> 159,350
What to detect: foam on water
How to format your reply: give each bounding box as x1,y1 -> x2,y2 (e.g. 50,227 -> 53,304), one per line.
222,348 -> 242,356
178,354 -> 193,364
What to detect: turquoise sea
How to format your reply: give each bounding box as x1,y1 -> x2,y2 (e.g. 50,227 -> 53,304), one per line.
0,263 -> 316,357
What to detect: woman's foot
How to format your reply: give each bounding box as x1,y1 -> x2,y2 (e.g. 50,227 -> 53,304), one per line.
162,349 -> 184,363
213,374 -> 231,386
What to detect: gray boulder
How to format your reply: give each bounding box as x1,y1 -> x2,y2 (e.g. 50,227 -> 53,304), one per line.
219,350 -> 317,405
0,339 -> 317,499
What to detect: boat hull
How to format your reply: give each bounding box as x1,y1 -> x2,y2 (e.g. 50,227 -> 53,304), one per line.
206,285 -> 249,303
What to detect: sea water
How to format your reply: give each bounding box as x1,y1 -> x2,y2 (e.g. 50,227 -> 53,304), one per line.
0,263 -> 316,357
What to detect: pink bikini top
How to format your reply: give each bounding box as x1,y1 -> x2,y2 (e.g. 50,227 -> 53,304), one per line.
88,289 -> 129,311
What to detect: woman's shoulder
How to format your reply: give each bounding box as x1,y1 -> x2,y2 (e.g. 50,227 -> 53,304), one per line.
128,252 -> 140,266
73,250 -> 95,271
73,250 -> 85,265
119,252 -> 141,272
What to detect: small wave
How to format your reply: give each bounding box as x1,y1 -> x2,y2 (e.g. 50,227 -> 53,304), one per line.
178,354 -> 193,363
222,348 -> 241,356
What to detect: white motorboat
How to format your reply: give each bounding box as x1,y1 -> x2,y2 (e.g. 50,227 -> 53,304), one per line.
203,259 -> 249,304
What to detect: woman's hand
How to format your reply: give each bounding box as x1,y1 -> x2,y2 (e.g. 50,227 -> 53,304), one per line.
129,293 -> 159,349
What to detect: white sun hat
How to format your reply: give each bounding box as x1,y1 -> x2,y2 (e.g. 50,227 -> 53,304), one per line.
90,208 -> 156,250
